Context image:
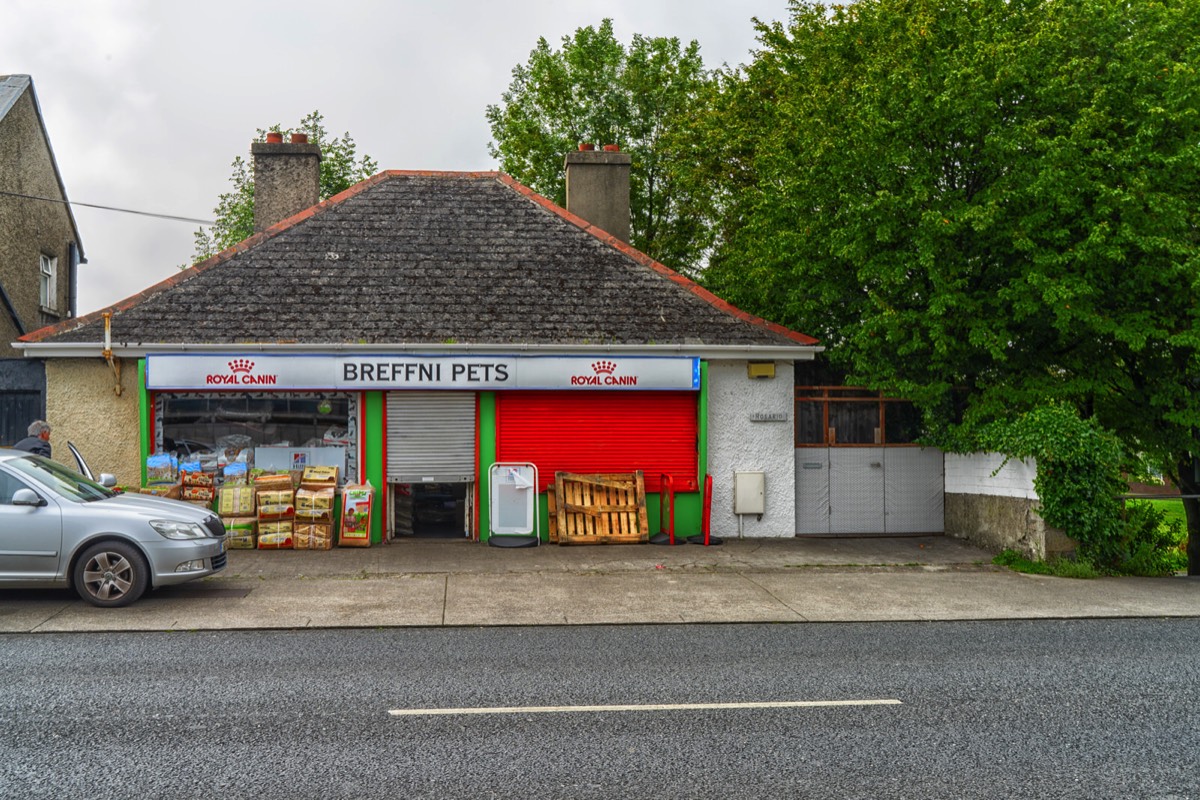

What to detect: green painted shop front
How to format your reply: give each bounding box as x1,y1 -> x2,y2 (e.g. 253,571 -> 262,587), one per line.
135,358 -> 710,545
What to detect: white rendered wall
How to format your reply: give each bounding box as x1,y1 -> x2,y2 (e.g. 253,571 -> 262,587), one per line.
707,360 -> 796,538
944,452 -> 1038,499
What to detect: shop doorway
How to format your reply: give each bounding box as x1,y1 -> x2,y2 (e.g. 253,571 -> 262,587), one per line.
392,482 -> 471,539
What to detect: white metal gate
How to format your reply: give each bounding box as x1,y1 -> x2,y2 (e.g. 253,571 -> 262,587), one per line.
385,392 -> 476,484
795,447 -> 944,535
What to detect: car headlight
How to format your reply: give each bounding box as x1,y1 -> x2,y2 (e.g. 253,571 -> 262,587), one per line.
150,520 -> 209,540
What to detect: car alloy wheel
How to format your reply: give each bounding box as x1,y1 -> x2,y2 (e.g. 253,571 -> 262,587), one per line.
73,541 -> 148,608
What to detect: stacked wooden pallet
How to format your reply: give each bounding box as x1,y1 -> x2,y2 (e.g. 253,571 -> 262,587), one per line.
547,471 -> 649,545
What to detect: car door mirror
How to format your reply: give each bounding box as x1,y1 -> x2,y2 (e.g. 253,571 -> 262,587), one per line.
11,488 -> 46,507
99,474 -> 117,488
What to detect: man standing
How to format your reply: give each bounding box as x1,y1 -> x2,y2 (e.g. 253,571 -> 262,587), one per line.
13,420 -> 51,458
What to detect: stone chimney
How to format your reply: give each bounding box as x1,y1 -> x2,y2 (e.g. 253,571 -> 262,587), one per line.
251,132 -> 321,232
564,143 -> 631,244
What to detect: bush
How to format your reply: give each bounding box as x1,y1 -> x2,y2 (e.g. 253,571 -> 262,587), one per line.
1117,501 -> 1187,576
982,405 -> 1183,575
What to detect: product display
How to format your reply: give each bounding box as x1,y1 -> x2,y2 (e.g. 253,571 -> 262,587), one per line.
257,529 -> 294,549
145,453 -> 178,484
139,484 -> 181,499
295,487 -> 334,518
222,517 -> 257,549
181,485 -> 215,503
339,483 -> 374,547
222,462 -> 249,486
295,523 -> 334,550
253,473 -> 294,495
218,486 -> 255,516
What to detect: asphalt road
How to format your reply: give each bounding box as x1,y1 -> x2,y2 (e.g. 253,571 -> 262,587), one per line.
2,620 -> 1199,799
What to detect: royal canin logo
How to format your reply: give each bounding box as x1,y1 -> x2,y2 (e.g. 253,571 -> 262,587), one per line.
571,359 -> 637,387
206,358 -> 277,386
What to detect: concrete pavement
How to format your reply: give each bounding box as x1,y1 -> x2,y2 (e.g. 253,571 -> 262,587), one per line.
2,535 -> 1198,633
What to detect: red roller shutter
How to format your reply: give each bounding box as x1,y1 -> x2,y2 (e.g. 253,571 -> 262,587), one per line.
496,391 -> 698,492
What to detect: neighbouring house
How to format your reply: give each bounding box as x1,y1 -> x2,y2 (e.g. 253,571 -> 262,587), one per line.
0,75 -> 84,446
17,135 -> 823,546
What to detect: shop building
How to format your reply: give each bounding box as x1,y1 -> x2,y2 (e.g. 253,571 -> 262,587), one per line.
17,138 -> 821,543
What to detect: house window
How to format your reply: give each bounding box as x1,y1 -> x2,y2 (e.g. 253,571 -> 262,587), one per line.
794,386 -> 924,446
39,255 -> 57,311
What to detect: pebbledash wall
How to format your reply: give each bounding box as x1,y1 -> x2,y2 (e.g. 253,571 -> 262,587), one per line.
944,452 -> 1072,559
708,360 -> 796,538
44,358 -> 141,485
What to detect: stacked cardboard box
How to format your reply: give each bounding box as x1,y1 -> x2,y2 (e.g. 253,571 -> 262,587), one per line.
255,473 -> 295,548
295,466 -> 338,550
223,517 -> 257,549
218,485 -> 257,548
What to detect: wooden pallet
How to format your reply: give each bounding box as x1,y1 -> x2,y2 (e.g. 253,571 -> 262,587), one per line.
550,471 -> 649,545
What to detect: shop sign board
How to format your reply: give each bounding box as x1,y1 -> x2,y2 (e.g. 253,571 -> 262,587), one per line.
145,354 -> 700,391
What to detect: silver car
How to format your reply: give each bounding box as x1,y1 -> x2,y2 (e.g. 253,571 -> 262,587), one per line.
0,448 -> 226,607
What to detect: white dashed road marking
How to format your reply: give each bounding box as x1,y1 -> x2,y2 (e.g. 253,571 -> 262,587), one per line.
389,699 -> 902,717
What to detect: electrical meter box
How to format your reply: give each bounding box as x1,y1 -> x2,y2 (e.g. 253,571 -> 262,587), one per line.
733,471 -> 765,515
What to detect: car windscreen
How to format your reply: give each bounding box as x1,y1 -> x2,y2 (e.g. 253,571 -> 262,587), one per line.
6,454 -> 116,503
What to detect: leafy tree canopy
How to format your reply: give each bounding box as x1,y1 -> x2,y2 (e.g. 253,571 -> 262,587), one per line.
487,19 -> 715,272
192,111 -> 377,261
694,0 -> 1200,569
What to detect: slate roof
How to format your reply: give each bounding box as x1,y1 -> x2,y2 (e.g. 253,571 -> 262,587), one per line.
22,171 -> 816,351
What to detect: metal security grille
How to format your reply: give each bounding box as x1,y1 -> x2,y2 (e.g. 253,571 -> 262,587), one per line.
386,392 -> 476,483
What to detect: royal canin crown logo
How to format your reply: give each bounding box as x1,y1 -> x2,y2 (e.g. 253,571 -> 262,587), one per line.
207,358 -> 276,386
572,359 -> 637,387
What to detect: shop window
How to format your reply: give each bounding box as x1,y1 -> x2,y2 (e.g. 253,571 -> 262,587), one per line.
157,393 -> 352,470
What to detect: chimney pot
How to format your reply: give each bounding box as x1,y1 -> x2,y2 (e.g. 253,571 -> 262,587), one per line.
578,143 -> 596,151
290,133 -> 308,144
602,144 -> 620,152
265,131 -> 284,143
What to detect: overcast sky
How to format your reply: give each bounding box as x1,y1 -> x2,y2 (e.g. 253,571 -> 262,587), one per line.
2,0 -> 792,317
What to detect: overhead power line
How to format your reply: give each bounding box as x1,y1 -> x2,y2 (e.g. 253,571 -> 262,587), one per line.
0,190 -> 216,225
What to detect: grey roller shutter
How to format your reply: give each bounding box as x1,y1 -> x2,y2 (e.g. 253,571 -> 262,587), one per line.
386,392 -> 476,483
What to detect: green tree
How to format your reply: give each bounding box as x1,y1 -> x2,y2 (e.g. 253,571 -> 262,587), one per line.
696,0 -> 1200,571
487,19 -> 715,272
192,111 -> 378,261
